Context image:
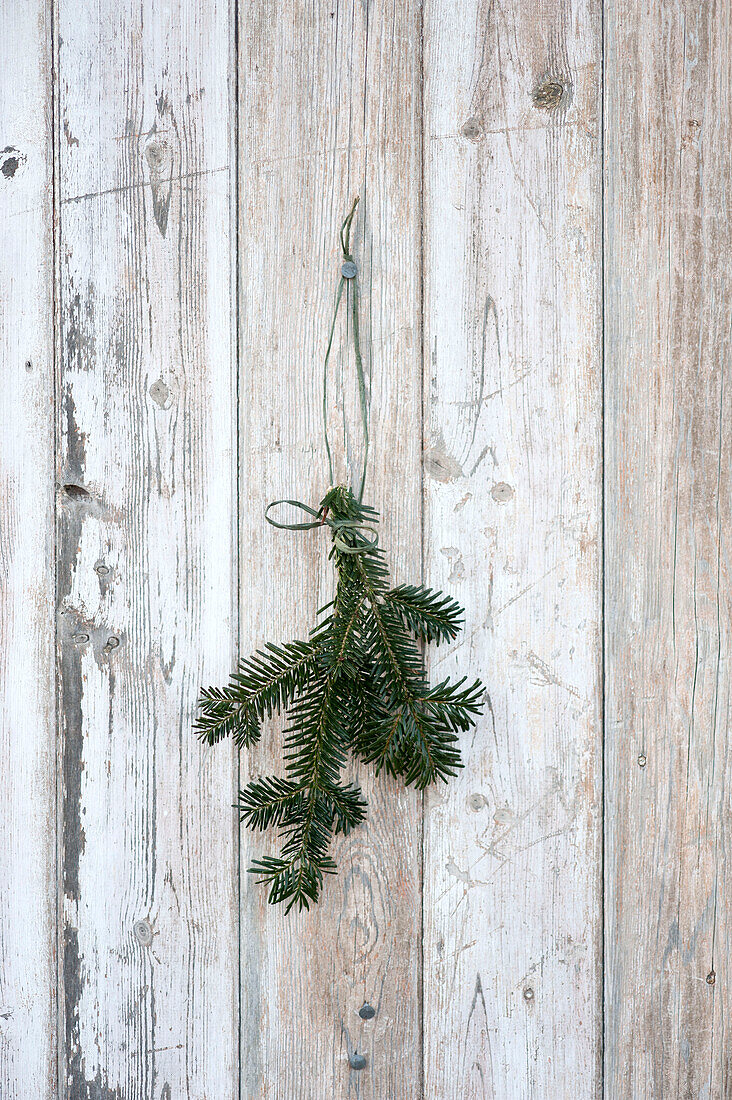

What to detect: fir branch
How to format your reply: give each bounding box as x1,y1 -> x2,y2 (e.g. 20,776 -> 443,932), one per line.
354,556 -> 479,788
419,676 -> 486,731
196,204 -> 488,909
232,638 -> 324,719
383,584 -> 464,645
326,780 -> 368,834
194,685 -> 260,748
237,777 -> 304,831
245,638 -> 365,912
362,702 -> 463,789
199,484 -> 486,909
195,637 -> 322,748
248,847 -> 336,912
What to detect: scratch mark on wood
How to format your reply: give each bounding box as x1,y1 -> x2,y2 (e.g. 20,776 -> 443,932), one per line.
60,166 -> 228,205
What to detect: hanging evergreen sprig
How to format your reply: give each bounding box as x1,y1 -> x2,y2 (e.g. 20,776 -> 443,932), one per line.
196,200 -> 485,912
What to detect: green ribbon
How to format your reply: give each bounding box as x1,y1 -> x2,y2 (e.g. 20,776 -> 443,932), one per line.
264,499 -> 378,554
265,197 -> 375,553
323,195 -> 368,502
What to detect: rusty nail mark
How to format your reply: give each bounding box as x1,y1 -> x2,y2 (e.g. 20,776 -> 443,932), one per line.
491,482 -> 515,503
707,971 -> 716,985
103,636 -> 120,654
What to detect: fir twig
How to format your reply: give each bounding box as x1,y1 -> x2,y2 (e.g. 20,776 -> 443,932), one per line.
197,485 -> 486,911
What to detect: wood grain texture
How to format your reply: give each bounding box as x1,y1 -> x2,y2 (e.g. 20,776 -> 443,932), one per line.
237,1 -> 422,1095
422,1 -> 603,1095
604,2 -> 732,1095
0,4 -> 56,1097
5,3 -> 731,1093
56,0 -> 238,1095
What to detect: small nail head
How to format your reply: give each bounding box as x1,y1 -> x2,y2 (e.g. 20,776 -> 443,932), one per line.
638,754 -> 647,768
71,633 -> 89,644
349,1053 -> 367,1070
523,987 -> 535,1002
707,971 -> 716,985
341,260 -> 357,279
359,1003 -> 376,1020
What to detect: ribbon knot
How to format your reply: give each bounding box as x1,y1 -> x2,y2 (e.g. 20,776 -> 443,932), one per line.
264,497 -> 378,555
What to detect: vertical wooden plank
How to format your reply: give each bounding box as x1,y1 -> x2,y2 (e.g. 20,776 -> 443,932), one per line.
422,1 -> 602,1095
56,0 -> 237,1095
238,2 -> 422,1095
0,4 -> 56,1097
605,2 -> 732,1094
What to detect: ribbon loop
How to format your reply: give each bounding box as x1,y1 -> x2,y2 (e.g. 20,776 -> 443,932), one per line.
264,499 -> 324,531
264,498 -> 379,554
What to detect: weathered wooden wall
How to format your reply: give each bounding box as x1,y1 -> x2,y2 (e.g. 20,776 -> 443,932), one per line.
0,4 -> 56,1097
55,0 -> 238,1094
422,0 -> 603,1094
238,3 -> 423,1096
604,1 -> 732,1095
0,1 -> 729,1097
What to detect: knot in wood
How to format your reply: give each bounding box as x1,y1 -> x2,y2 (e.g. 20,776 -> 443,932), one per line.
532,79 -> 567,111
133,919 -> 153,946
144,139 -> 168,170
461,116 -> 482,142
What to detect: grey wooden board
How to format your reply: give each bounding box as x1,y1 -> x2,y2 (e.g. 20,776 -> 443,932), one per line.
0,3 -> 56,1097
604,1 -> 732,1095
237,1 -> 423,1096
422,0 -> 603,1095
1,0 -> 731,1095
55,0 -> 238,1095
